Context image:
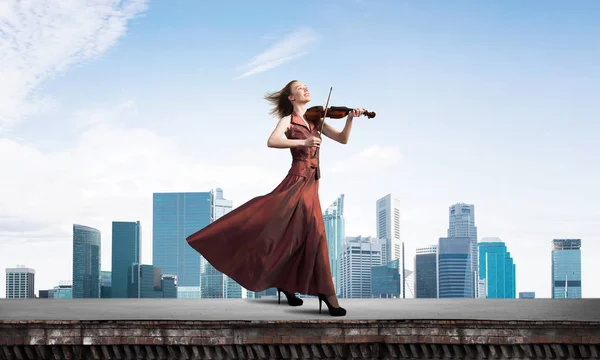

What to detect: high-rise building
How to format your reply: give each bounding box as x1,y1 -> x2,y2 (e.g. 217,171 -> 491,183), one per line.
437,237 -> 474,298
53,281 -> 73,299
415,245 -> 437,298
101,271 -> 112,298
478,238 -> 516,299
202,188 -> 252,299
72,224 -> 101,298
323,194 -> 345,296
551,239 -> 582,299
376,194 -> 401,263
212,188 -> 231,219
5,266 -> 35,299
340,236 -> 383,298
202,188 -> 232,299
372,259 -> 401,298
153,192 -> 212,288
127,264 -> 177,298
111,221 -> 140,298
447,203 -> 478,297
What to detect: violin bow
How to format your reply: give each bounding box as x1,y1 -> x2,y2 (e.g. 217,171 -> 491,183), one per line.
318,87 -> 333,136
314,87 -> 332,157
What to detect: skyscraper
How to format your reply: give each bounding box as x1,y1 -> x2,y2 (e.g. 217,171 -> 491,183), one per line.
376,194 -> 401,264
437,237 -> 473,298
415,245 -> 437,298
551,239 -> 582,299
111,221 -> 140,298
323,194 -> 345,295
153,192 -> 212,288
212,188 -> 231,220
478,238 -> 516,299
72,224 -> 101,298
371,259 -> 401,298
101,271 -> 112,298
203,188 -> 240,298
447,203 -> 478,297
5,266 -> 35,299
340,236 -> 383,299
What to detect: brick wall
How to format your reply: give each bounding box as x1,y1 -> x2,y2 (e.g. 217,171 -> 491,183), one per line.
1,319 -> 599,359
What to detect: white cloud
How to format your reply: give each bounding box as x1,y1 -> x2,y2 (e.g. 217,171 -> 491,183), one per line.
0,0 -> 148,128
330,145 -> 403,173
0,0 -> 280,296
0,101 -> 281,296
233,27 -> 318,80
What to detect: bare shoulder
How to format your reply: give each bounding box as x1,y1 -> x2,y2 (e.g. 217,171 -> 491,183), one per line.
278,114 -> 292,129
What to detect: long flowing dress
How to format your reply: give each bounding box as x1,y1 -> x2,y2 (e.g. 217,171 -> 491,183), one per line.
186,112 -> 336,296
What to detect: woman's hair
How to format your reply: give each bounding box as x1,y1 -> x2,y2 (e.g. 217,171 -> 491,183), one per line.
264,80 -> 298,119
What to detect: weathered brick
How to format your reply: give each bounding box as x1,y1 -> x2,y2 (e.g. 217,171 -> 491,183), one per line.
164,336 -> 190,345
164,329 -> 184,337
481,329 -> 500,337
488,336 -> 502,344
118,329 -> 143,337
28,336 -> 45,345
28,329 -> 45,337
1,315 -> 599,359
539,336 -> 551,343
208,337 -> 228,345
323,328 -> 342,336
47,336 -> 78,345
49,329 -> 81,337
498,329 -> 514,336
147,328 -> 161,336
460,329 -> 481,337
581,336 -> 591,344
365,335 -> 384,343
325,336 -> 336,344
9,336 -> 24,345
379,327 -> 411,336
461,336 -> 476,344
82,329 -> 97,337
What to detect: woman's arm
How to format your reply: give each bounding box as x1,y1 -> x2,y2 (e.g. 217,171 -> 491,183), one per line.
267,116 -> 319,149
320,108 -> 364,144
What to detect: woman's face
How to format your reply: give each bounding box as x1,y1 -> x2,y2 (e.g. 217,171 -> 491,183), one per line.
289,82 -> 311,104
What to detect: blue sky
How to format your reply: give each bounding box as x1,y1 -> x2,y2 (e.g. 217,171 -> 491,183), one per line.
0,0 -> 598,299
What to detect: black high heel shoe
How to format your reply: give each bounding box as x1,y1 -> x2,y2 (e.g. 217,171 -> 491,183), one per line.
277,288 -> 303,306
318,294 -> 347,317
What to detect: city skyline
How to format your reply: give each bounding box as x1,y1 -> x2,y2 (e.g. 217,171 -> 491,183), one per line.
1,190 -> 586,299
1,1 -> 598,299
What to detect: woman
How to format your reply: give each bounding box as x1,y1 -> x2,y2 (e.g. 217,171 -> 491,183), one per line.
186,80 -> 363,317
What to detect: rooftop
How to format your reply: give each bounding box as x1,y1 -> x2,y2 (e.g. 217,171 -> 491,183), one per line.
1,297 -> 599,322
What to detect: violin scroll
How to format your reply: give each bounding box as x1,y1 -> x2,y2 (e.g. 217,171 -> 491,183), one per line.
304,106 -> 376,122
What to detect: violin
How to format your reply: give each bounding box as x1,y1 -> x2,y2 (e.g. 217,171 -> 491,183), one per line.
304,105 -> 376,122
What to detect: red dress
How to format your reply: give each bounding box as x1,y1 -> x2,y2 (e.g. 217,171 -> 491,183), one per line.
186,112 -> 336,296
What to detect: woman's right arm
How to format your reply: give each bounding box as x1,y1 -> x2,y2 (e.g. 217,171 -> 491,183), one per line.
267,116 -> 308,149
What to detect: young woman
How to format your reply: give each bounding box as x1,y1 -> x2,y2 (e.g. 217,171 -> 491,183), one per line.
186,80 -> 364,317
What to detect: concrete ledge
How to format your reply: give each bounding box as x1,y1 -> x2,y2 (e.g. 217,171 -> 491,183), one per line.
2,298 -> 600,321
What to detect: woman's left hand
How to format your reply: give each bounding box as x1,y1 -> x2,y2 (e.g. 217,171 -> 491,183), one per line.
349,108 -> 365,119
